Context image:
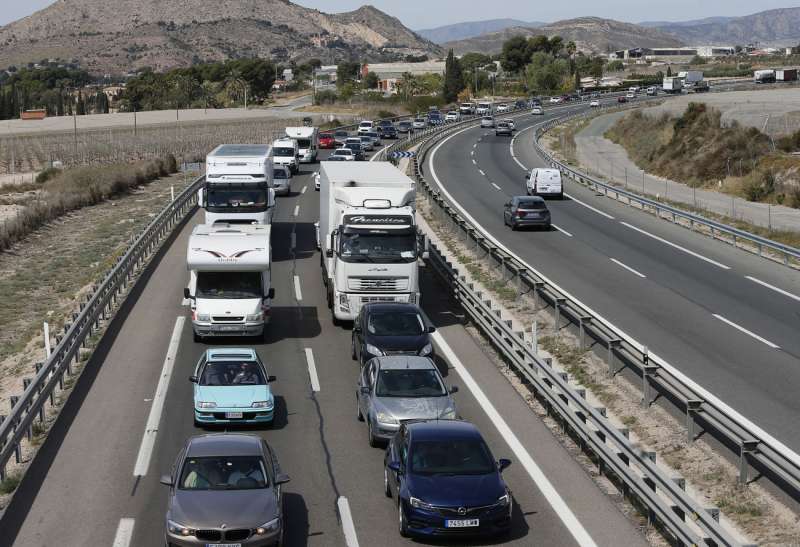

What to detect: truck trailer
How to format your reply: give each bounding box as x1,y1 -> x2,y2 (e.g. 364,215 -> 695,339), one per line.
318,161 -> 421,324
285,126 -> 319,163
203,144 -> 275,225
185,223 -> 274,342
754,69 -> 776,83
776,69 -> 798,82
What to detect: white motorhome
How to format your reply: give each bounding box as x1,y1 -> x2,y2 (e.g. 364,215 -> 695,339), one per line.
476,102 -> 493,115
203,144 -> 275,225
272,138 -> 299,174
185,224 -> 274,342
319,162 -> 421,324
285,126 -> 319,163
526,168 -> 563,199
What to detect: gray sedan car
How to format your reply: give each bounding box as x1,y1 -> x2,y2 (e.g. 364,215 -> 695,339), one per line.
357,356 -> 458,447
162,434 -> 290,546
272,165 -> 292,196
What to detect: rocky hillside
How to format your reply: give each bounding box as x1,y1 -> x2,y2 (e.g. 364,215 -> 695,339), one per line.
417,19 -> 543,44
0,0 -> 442,74
647,8 -> 800,46
443,17 -> 682,55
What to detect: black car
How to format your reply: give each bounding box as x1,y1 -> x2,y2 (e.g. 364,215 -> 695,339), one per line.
514,99 -> 527,109
380,125 -> 398,139
352,303 -> 435,365
344,142 -> 366,161
397,121 -> 412,133
503,196 -> 551,230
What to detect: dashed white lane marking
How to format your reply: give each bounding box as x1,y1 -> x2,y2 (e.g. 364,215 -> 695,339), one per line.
491,182 -> 501,190
133,317 -> 184,476
112,518 -> 135,547
293,275 -> 303,301
293,205 -> 300,217
301,185 -> 307,194
337,496 -> 360,547
619,221 -> 731,270
181,298 -> 190,306
610,258 -> 647,278
712,314 -> 781,349
432,332 -> 598,547
552,224 -> 573,237
472,143 -> 477,149
304,348 -> 320,392
478,169 -> 486,176
470,150 -> 474,156
745,276 -> 800,303
472,158 -> 477,165
565,193 -> 615,219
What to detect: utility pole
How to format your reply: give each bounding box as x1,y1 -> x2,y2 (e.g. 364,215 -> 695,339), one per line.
133,106 -> 137,137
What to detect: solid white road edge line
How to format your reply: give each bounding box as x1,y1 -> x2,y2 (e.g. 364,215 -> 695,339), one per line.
432,331 -> 598,547
712,314 -> 781,349
133,316 -> 184,476
552,224 -> 573,237
337,496 -> 360,547
478,169 -> 486,176
428,109 -> 800,472
745,276 -> 800,303
619,221 -> 731,270
293,275 -> 303,301
491,182 -> 502,191
610,258 -> 647,279
112,518 -> 136,547
304,348 -> 320,392
564,193 -> 615,219
293,205 -> 300,217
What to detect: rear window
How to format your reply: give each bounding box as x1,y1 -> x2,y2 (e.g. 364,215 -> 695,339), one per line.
517,200 -> 546,210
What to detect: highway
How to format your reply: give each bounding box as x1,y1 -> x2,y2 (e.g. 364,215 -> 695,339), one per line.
1,148 -> 647,546
427,102 -> 800,455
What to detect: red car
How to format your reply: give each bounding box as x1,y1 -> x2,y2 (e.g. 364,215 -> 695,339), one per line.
319,132 -> 336,149
617,96 -> 627,103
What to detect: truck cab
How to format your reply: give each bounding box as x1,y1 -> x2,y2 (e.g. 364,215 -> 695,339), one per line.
203,144 -> 275,225
272,138 -> 299,174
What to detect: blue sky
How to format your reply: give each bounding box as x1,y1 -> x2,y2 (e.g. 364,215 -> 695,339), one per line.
0,0 -> 794,29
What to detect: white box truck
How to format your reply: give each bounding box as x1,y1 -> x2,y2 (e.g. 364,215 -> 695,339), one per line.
319,162 -> 421,324
476,101 -> 493,115
285,126 -> 319,163
185,223 -> 274,342
662,77 -> 683,94
272,137 -> 299,174
203,144 -> 275,225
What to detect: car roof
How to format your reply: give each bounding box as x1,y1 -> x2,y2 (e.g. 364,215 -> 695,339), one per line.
364,302 -> 422,313
376,355 -> 436,371
206,348 -> 258,361
406,420 -> 482,441
186,433 -> 264,457
515,195 -> 545,202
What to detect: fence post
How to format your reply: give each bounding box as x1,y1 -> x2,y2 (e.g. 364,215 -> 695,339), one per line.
739,440 -> 759,485
607,339 -> 621,377
686,400 -> 703,443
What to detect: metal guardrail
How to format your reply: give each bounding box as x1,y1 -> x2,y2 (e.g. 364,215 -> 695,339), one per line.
533,107 -> 800,267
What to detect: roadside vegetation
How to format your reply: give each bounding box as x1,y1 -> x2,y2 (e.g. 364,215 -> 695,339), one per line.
606,102 -> 800,208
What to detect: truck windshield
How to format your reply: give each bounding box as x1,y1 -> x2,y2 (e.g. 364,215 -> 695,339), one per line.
339,229 -> 416,263
295,139 -> 311,148
207,187 -> 268,210
274,147 -> 295,157
196,272 -> 263,299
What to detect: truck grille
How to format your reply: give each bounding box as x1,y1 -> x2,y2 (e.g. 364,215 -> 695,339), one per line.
360,296 -> 401,304
212,316 -> 244,322
348,277 -> 408,292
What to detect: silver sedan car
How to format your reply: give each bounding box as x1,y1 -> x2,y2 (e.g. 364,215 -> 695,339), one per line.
480,116 -> 495,128
357,356 -> 458,447
162,434 -> 290,546
272,165 -> 292,196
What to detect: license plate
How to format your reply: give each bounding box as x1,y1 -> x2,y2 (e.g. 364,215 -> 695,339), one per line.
225,412 -> 243,419
219,325 -> 240,332
206,544 -> 241,547
445,519 -> 479,528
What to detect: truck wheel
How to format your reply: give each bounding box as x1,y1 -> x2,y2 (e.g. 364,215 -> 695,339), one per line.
326,288 -> 333,309
332,314 -> 342,327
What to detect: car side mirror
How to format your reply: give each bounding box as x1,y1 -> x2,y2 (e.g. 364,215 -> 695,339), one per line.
189,375 -> 198,383
268,375 -> 277,382
183,287 -> 191,299
275,473 -> 291,485
427,326 -> 436,333
266,288 -> 275,300
360,386 -> 370,395
388,461 -> 401,474
498,458 -> 512,472
160,474 -> 173,486
449,385 -> 459,394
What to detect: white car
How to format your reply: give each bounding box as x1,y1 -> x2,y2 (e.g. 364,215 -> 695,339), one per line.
445,111 -> 460,122
412,118 -> 427,130
496,103 -> 509,113
357,120 -> 374,134
550,96 -> 562,104
589,99 -> 600,107
531,106 -> 544,115
358,135 -> 375,151
331,148 -> 355,161
314,172 -> 321,191
480,116 -> 495,128
273,165 -> 292,196
626,92 -> 635,99
502,118 -> 515,131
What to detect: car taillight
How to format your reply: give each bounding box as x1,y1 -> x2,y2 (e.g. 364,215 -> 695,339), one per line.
516,211 -> 526,218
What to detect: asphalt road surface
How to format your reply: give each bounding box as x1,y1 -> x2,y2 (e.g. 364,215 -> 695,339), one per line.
1,145 -> 647,547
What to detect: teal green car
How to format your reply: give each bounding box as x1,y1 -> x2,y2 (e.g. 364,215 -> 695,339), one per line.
190,348 -> 276,427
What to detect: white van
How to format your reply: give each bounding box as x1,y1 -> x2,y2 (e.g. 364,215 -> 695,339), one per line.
526,168 -> 563,199
272,138 -> 299,174
357,120 -> 374,134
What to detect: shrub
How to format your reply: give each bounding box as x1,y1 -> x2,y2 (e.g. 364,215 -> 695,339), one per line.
314,89 -> 337,105
742,168 -> 776,201
377,110 -> 398,119
35,167 -> 62,184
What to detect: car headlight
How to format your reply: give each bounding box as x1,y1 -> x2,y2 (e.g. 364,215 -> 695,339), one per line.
409,496 -> 435,510
197,401 -> 216,409
375,411 -> 398,425
255,517 -> 280,535
195,313 -> 210,322
497,492 -> 511,507
418,343 -> 433,356
365,344 -> 383,357
246,312 -> 263,322
251,400 -> 273,409
167,519 -> 195,537
440,405 -> 457,419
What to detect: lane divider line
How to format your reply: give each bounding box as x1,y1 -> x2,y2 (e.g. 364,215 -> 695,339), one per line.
478,169 -> 486,176
294,275 -> 303,301
432,332 -> 598,547
744,276 -> 800,303
552,224 -> 573,237
564,193 -> 615,220
301,185 -> 307,194
712,314 -> 781,349
610,258 -> 647,279
619,221 -> 731,270
133,316 -> 184,477
304,348 -> 320,392
112,518 -> 136,547
293,205 -> 300,217
472,159 -> 477,165
337,496 -> 360,547
491,182 -> 502,191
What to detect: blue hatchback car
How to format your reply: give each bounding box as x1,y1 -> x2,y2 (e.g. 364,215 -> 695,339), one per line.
190,348 -> 276,427
384,420 -> 513,538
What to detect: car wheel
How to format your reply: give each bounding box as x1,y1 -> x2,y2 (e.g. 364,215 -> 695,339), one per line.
332,314 -> 342,327
357,397 -> 364,421
326,288 -> 333,309
511,222 -> 518,231
351,336 -> 358,360
193,332 -> 202,343
193,417 -> 201,428
398,500 -> 409,537
384,467 -> 392,497
368,418 -> 379,447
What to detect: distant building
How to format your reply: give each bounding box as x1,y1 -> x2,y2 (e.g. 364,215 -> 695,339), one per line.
609,45 -> 734,62
282,68 -> 294,82
361,61 -> 446,94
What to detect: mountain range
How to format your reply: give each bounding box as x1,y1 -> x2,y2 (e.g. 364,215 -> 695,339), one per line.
0,0 -> 441,74
417,19 -> 544,44
645,8 -> 800,46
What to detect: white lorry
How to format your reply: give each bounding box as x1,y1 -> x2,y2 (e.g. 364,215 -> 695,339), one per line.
754,69 -> 776,84
272,137 -> 299,174
285,126 -> 319,163
185,223 -> 274,342
476,102 -> 493,115
319,162 -> 421,324
203,144 -> 275,225
459,102 -> 475,115
662,77 -> 683,94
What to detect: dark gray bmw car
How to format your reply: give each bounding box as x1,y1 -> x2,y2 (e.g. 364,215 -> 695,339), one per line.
161,434 -> 290,546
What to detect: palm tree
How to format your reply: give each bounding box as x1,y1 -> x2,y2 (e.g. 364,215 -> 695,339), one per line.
566,41 -> 577,58
223,70 -> 248,108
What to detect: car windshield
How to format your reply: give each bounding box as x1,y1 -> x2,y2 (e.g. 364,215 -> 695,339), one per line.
335,131 -> 348,137
410,439 -> 495,476
334,149 -> 351,156
345,143 -> 361,152
339,230 -> 415,262
179,455 -> 268,490
517,199 -> 546,210
207,188 -> 267,208
368,310 -> 424,336
200,360 -> 265,386
196,271 -> 262,299
274,147 -> 294,157
375,369 -> 446,398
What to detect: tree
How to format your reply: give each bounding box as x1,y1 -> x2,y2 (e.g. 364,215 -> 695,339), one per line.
528,35 -> 551,56
548,36 -> 564,56
442,49 -> 464,103
566,41 -> 577,58
589,56 -> 604,79
362,71 -> 379,90
459,52 -> 492,72
574,68 -> 581,90
666,65 -> 672,77
336,61 -> 360,88
500,35 -> 532,74
607,60 -> 624,72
